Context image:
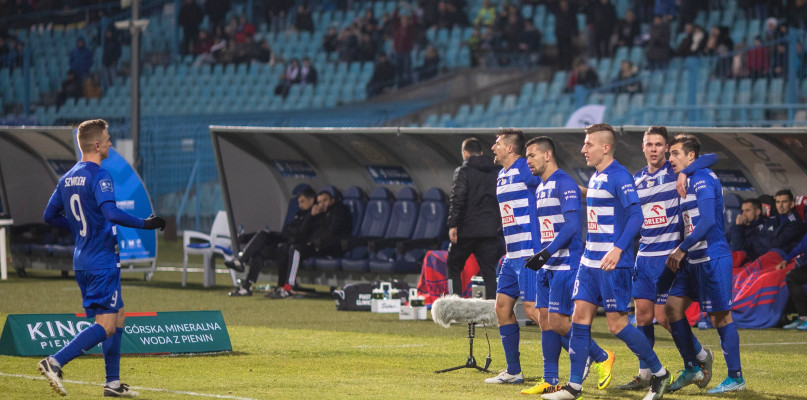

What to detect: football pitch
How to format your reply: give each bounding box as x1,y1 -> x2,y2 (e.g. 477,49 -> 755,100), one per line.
1,241 -> 806,399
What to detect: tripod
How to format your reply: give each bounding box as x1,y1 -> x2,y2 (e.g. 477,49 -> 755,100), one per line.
434,323 -> 492,373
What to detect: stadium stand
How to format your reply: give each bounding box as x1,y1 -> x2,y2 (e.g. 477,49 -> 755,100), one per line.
2,0 -> 807,232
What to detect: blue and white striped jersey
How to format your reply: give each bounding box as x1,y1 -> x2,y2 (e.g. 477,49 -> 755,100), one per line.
497,157 -> 540,259
679,169 -> 731,264
535,169 -> 583,270
582,160 -> 641,269
634,161 -> 681,258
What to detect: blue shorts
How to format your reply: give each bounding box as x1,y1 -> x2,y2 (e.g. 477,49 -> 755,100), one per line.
536,268 -> 577,315
497,257 -> 538,302
669,256 -> 733,313
572,267 -> 633,312
75,268 -> 123,318
633,256 -> 668,304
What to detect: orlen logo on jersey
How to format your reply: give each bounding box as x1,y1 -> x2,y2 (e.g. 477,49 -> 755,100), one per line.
682,211 -> 694,236
587,209 -> 598,231
541,218 -> 555,240
501,204 -> 515,226
641,201 -> 668,227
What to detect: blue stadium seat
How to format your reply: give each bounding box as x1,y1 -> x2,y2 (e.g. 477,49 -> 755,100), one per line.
534,81 -> 548,100
502,94 -> 517,111
724,193 -> 743,231
368,187 -> 447,274
486,94 -> 503,115
520,82 -> 535,98
423,113 -> 439,127
367,187 -> 422,274
454,104 -> 471,125
769,78 -> 784,104
340,187 -> 395,273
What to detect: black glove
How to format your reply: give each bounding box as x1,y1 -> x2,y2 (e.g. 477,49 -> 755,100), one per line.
525,248 -> 551,271
143,215 -> 166,231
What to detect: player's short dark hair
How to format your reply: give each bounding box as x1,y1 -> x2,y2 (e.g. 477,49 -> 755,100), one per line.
775,189 -> 794,201
298,187 -> 317,200
462,138 -> 483,154
525,136 -> 556,156
317,190 -> 333,199
670,133 -> 701,158
496,128 -> 526,156
742,198 -> 762,211
644,126 -> 668,142
584,123 -> 616,151
77,119 -> 108,154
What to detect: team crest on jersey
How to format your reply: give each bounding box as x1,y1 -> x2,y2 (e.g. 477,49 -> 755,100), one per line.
641,201 -> 668,227
646,180 -> 655,188
100,179 -> 113,192
541,218 -> 555,240
501,203 -> 515,226
587,208 -> 598,231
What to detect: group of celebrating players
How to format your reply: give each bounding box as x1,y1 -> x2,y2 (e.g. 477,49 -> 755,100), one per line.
483,124 -> 744,400
35,118 -> 749,399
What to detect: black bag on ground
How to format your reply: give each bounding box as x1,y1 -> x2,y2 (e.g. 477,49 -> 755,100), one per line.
333,283 -> 374,311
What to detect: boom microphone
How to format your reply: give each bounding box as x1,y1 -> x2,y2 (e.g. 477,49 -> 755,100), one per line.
431,295 -> 496,328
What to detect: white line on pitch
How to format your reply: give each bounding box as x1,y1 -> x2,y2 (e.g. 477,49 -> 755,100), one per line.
353,344 -> 426,349
0,372 -> 261,400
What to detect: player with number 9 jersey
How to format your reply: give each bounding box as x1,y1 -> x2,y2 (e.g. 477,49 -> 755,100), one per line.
48,162 -> 120,270
38,119 -> 165,398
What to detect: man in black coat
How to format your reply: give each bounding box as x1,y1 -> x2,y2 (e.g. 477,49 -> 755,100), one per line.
178,0 -> 204,55
447,138 -> 503,299
553,0 -> 579,70
367,52 -> 396,97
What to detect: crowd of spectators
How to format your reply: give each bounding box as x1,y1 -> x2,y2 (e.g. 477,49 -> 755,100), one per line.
467,0 -> 542,68
550,0 -> 807,95
191,15 -> 274,67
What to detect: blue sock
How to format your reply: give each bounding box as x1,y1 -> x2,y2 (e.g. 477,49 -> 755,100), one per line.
499,323 -> 521,375
541,330 -> 561,385
560,331 -> 570,352
589,337 -> 608,363
670,319 -> 698,368
102,328 -> 123,383
637,324 -> 655,370
716,322 -> 742,378
616,324 -> 662,373
53,324 -> 107,367
569,323 -> 591,384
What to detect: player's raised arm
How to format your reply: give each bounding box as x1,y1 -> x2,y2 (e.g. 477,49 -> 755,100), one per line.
676,153 -> 717,198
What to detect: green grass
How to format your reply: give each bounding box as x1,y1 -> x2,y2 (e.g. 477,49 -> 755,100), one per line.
1,239 -> 806,399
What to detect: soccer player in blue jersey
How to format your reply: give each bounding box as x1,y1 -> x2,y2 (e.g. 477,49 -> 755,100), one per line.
666,133 -> 745,394
544,123 -> 670,400
521,137 -> 615,395
618,126 -> 717,391
38,119 -> 166,397
485,128 -> 540,384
